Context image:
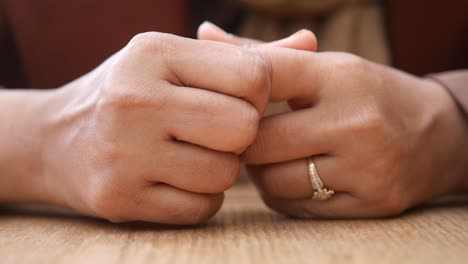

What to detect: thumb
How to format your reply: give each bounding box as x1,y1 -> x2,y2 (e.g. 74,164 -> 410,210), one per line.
197,21 -> 317,52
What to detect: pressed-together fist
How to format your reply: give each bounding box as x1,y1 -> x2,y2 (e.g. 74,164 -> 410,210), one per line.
245,55 -> 468,218
199,23 -> 468,218
40,32 -> 273,224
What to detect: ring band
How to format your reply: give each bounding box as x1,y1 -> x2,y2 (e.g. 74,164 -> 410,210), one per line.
307,158 -> 335,200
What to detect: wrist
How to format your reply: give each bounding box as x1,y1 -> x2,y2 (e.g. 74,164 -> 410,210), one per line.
0,88 -> 58,204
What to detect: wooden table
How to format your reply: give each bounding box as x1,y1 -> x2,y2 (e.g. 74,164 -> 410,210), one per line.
1,184 -> 467,264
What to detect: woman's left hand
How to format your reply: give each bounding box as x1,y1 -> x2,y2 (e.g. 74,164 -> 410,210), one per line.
199,22 -> 468,218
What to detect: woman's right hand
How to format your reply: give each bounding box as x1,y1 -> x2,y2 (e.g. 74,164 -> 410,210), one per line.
37,32 -> 274,224
199,23 -> 468,219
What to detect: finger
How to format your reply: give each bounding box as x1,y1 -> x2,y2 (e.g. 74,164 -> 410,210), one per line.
197,21 -> 263,46
197,21 -> 317,52
197,22 -> 324,103
166,85 -> 259,153
254,48 -> 341,102
152,141 -> 240,194
129,184 -> 224,225
249,156 -> 349,200
130,32 -> 271,113
262,193 -> 371,219
267,30 -> 318,51
243,107 -> 342,164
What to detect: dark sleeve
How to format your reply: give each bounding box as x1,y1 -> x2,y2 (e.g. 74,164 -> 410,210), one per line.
429,70 -> 468,115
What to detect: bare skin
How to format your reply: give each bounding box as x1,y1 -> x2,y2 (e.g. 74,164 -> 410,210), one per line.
198,22 -> 468,218
0,30 -> 316,224
0,23 -> 466,224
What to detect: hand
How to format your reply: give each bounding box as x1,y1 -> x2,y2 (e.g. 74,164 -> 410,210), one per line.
36,32 -> 276,225
199,23 -> 468,218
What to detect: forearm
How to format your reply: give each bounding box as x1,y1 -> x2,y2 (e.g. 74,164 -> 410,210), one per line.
0,89 -> 53,204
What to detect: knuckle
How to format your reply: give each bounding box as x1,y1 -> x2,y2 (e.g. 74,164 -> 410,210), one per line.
242,52 -> 270,100
129,32 -> 155,45
86,179 -> 126,222
127,32 -> 174,55
382,193 -> 407,216
99,39 -> 173,114
365,176 -> 408,216
328,53 -> 375,85
215,157 -> 240,191
96,89 -> 148,114
381,172 -> 409,215
88,139 -> 122,170
231,105 -> 261,152
125,32 -> 177,73
96,92 -> 130,114
334,53 -> 369,75
127,32 -> 157,55
191,155 -> 240,193
341,104 -> 390,140
83,147 -> 134,223
377,190 -> 408,216
243,127 -> 267,164
356,108 -> 384,133
182,195 -> 224,224
97,78 -> 169,117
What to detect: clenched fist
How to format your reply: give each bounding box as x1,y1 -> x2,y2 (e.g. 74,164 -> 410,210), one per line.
0,28 -> 318,224
33,32 -> 274,224
199,22 -> 468,219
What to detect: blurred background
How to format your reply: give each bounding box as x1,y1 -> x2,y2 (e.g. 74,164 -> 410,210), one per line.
1,0 -> 467,89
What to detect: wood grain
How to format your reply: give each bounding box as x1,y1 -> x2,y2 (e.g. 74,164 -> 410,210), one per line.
1,184 -> 467,264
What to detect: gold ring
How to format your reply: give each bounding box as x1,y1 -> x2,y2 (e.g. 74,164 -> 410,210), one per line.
307,158 -> 335,200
